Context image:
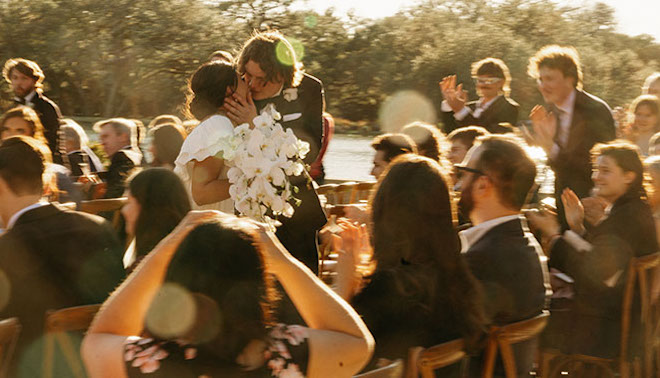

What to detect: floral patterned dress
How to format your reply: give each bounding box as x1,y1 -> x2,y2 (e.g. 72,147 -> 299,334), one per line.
124,324 -> 309,377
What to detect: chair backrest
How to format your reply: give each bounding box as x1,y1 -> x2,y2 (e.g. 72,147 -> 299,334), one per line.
43,304 -> 101,378
483,310 -> 550,378
0,318 -> 21,378
620,252 -> 660,377
317,184 -> 339,206
78,198 -> 127,215
335,182 -> 357,205
354,359 -> 404,378
413,339 -> 466,378
350,181 -> 377,203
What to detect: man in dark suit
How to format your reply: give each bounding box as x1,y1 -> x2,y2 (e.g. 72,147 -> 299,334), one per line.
3,58 -> 63,162
0,136 -> 125,376
229,30 -> 327,273
95,118 -> 142,199
455,135 -> 551,376
440,57 -> 519,134
527,45 -> 615,218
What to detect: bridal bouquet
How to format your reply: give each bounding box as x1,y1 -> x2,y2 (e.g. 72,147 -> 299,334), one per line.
226,104 -> 310,228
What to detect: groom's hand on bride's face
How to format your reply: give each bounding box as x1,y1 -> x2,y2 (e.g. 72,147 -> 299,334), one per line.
225,92 -> 257,127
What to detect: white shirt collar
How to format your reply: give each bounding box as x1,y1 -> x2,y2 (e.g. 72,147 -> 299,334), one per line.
6,201 -> 49,229
556,89 -> 576,115
459,214 -> 522,253
24,90 -> 37,103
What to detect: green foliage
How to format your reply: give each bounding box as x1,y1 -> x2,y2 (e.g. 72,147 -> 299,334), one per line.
0,0 -> 657,125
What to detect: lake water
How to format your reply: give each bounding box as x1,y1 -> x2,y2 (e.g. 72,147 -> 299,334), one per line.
323,134 -> 375,182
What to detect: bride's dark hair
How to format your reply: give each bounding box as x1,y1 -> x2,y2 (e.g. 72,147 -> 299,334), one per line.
185,61 -> 238,120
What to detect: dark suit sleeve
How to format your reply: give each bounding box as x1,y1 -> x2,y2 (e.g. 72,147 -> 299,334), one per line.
104,151 -> 136,198
301,77 -> 324,163
35,96 -> 62,155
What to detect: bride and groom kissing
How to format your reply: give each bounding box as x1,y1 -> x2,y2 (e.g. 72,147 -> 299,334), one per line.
175,30 -> 327,274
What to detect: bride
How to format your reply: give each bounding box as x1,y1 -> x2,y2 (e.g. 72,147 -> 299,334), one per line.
175,61 -> 256,212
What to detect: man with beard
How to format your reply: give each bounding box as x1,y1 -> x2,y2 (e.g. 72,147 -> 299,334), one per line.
454,134 -> 551,376
3,58 -> 63,162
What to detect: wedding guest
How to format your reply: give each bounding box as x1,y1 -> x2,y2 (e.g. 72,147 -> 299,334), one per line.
149,123 -> 186,170
131,119 -> 148,166
402,121 -> 447,163
0,136 -> 124,376
649,131 -> 660,155
121,168 -> 190,272
60,119 -> 103,175
446,126 -> 490,165
174,61 -> 252,213
455,134 -> 550,376
529,141 -> 657,358
644,155 -> 660,240
527,45 -> 615,226
335,154 -> 486,374
623,95 -> 660,156
147,114 -> 183,130
440,57 -> 519,134
642,72 -> 660,96
370,133 -> 417,179
208,49 -> 234,63
82,211 -> 374,377
230,30 -> 328,273
3,58 -> 62,161
0,108 -> 82,203
95,118 -> 142,199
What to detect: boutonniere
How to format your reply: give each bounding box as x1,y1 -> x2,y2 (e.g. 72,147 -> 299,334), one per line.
283,88 -> 298,102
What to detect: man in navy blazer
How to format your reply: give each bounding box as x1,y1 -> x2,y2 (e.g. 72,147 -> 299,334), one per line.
527,45 -> 615,217
455,135 -> 551,376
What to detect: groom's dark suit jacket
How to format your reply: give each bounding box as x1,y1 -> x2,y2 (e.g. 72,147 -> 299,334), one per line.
464,218 -> 550,377
0,203 -> 125,376
254,74 -> 327,273
441,95 -> 519,134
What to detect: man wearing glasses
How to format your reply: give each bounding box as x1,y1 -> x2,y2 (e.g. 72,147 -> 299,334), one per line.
440,57 -> 519,133
454,134 -> 551,376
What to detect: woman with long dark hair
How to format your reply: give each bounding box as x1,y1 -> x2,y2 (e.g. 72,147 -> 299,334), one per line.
149,123 -> 187,170
529,140 -> 658,358
174,61 -> 255,212
82,211 -> 374,377
335,154 -> 487,372
121,168 -> 191,270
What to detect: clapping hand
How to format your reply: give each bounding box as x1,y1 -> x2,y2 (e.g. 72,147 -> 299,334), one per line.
224,91 -> 257,127
333,220 -> 371,300
525,207 -> 560,250
439,75 -> 467,113
581,196 -> 607,226
529,105 -> 558,152
561,188 -> 586,235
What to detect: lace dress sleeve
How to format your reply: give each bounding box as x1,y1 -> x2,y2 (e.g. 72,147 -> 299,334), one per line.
264,324 -> 310,377
174,115 -> 236,184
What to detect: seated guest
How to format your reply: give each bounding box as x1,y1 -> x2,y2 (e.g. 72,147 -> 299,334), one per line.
149,123 -> 187,170
402,121 -> 448,165
121,168 -> 191,271
447,126 -> 490,165
82,211 -> 374,377
370,133 -> 417,179
60,119 -> 103,175
335,154 -> 487,373
147,114 -> 183,130
440,58 -> 519,134
0,108 -> 82,203
131,119 -> 149,166
455,135 -> 551,376
529,141 -> 657,358
643,72 -> 660,96
649,131 -> 660,155
0,136 -> 125,376
623,95 -> 660,156
94,118 -> 142,199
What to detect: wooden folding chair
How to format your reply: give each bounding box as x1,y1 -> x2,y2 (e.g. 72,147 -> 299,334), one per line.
317,184 -> 339,206
540,253 -> 660,378
354,359 -> 404,378
349,181 -> 377,203
410,339 -> 466,378
78,198 -> 127,215
0,318 -> 21,378
42,304 -> 101,378
484,310 -> 550,378
335,182 -> 357,205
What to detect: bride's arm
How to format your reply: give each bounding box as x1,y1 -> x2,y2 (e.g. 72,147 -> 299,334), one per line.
191,156 -> 231,206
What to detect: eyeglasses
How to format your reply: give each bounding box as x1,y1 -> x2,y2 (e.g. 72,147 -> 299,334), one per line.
473,77 -> 503,85
454,165 -> 486,180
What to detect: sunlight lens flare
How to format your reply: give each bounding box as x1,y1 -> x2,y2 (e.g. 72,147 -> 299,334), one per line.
145,283 -> 196,339
276,38 -> 305,66
378,90 -> 437,133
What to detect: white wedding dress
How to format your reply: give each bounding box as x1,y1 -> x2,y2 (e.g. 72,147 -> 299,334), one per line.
174,114 -> 235,213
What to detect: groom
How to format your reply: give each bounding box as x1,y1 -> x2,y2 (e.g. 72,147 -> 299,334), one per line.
233,30 -> 327,273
